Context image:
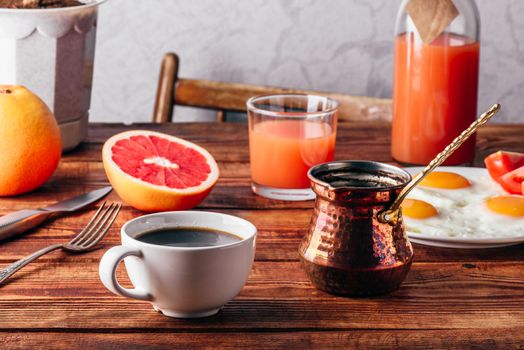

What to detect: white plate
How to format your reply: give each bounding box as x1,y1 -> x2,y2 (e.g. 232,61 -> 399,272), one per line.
409,237 -> 522,249
403,166 -> 524,248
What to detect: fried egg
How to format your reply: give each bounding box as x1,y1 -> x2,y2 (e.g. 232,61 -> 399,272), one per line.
402,171 -> 524,239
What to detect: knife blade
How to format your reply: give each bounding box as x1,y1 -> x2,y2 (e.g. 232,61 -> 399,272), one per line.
0,186 -> 112,241
42,187 -> 113,213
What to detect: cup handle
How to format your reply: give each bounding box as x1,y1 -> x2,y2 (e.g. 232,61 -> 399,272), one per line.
99,245 -> 152,301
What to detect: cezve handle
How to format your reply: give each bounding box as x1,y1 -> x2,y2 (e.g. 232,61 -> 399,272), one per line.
0,210 -> 54,241
378,103 -> 502,226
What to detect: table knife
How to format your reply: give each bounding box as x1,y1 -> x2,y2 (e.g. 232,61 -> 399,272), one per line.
0,186 -> 112,241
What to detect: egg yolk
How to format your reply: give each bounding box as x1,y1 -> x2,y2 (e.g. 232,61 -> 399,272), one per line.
419,172 -> 471,189
486,196 -> 524,217
402,199 -> 439,219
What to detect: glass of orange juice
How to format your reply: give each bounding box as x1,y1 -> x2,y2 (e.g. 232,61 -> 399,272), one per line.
247,94 -> 338,201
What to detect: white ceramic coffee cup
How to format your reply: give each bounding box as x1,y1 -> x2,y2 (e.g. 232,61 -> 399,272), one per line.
99,211 -> 257,318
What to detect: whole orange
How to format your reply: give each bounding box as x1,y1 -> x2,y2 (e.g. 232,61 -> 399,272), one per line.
0,86 -> 62,196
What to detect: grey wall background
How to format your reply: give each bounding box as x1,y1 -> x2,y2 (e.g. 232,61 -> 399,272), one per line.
91,0 -> 524,124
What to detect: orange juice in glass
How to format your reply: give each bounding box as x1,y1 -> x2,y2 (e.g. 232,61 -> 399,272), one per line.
247,95 -> 338,201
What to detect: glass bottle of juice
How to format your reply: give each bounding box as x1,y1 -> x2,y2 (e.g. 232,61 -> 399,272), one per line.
392,0 -> 481,165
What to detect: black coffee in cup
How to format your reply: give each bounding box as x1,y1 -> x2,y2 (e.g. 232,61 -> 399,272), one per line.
136,227 -> 242,248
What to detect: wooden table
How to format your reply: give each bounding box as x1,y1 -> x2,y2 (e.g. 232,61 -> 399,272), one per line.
1,122 -> 523,349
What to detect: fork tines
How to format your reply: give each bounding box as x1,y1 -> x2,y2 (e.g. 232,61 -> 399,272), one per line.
68,202 -> 122,250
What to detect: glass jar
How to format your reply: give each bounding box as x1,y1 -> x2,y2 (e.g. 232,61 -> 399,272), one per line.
391,0 -> 481,165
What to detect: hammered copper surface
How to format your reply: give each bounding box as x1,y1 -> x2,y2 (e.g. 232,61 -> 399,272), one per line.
299,161 -> 413,296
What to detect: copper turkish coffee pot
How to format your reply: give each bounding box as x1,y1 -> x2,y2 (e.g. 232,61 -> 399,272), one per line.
299,104 -> 501,296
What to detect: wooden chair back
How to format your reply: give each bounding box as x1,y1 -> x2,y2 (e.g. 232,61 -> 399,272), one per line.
153,53 -> 392,123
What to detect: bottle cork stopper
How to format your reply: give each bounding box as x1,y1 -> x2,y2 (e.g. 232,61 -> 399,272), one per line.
406,0 -> 459,44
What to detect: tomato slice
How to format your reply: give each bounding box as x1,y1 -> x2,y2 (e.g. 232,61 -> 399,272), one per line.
499,165 -> 524,195
484,151 -> 524,183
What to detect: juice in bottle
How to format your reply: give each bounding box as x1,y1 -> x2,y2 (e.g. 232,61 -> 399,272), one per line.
392,0 -> 481,165
392,32 -> 480,165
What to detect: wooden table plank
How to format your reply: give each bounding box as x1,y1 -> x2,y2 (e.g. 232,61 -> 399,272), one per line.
1,122 -> 523,349
2,330 -> 522,350
0,207 -> 522,263
3,122 -> 520,211
1,261 -> 523,331
60,123 -> 524,165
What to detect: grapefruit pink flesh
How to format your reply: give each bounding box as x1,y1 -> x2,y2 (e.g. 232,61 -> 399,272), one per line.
111,135 -> 211,189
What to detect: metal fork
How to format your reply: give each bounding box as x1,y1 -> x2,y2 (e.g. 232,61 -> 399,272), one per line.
0,202 -> 121,286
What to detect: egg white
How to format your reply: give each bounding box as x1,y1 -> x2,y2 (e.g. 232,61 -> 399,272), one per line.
404,173 -> 524,239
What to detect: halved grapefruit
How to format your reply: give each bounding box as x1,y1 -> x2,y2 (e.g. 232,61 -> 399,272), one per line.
102,130 -> 219,212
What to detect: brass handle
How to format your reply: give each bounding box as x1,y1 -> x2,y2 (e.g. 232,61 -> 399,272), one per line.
378,103 -> 501,225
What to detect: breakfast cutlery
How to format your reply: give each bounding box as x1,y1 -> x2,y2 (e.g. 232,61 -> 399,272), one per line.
0,201 -> 121,286
0,186 -> 112,241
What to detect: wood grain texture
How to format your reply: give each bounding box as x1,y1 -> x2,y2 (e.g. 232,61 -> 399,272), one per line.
0,208 -> 522,264
151,51 -> 392,123
78,122 -> 524,165
1,261 -> 523,330
3,330 -> 522,350
173,78 -> 393,122
152,53 -> 178,123
0,122 -> 523,349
